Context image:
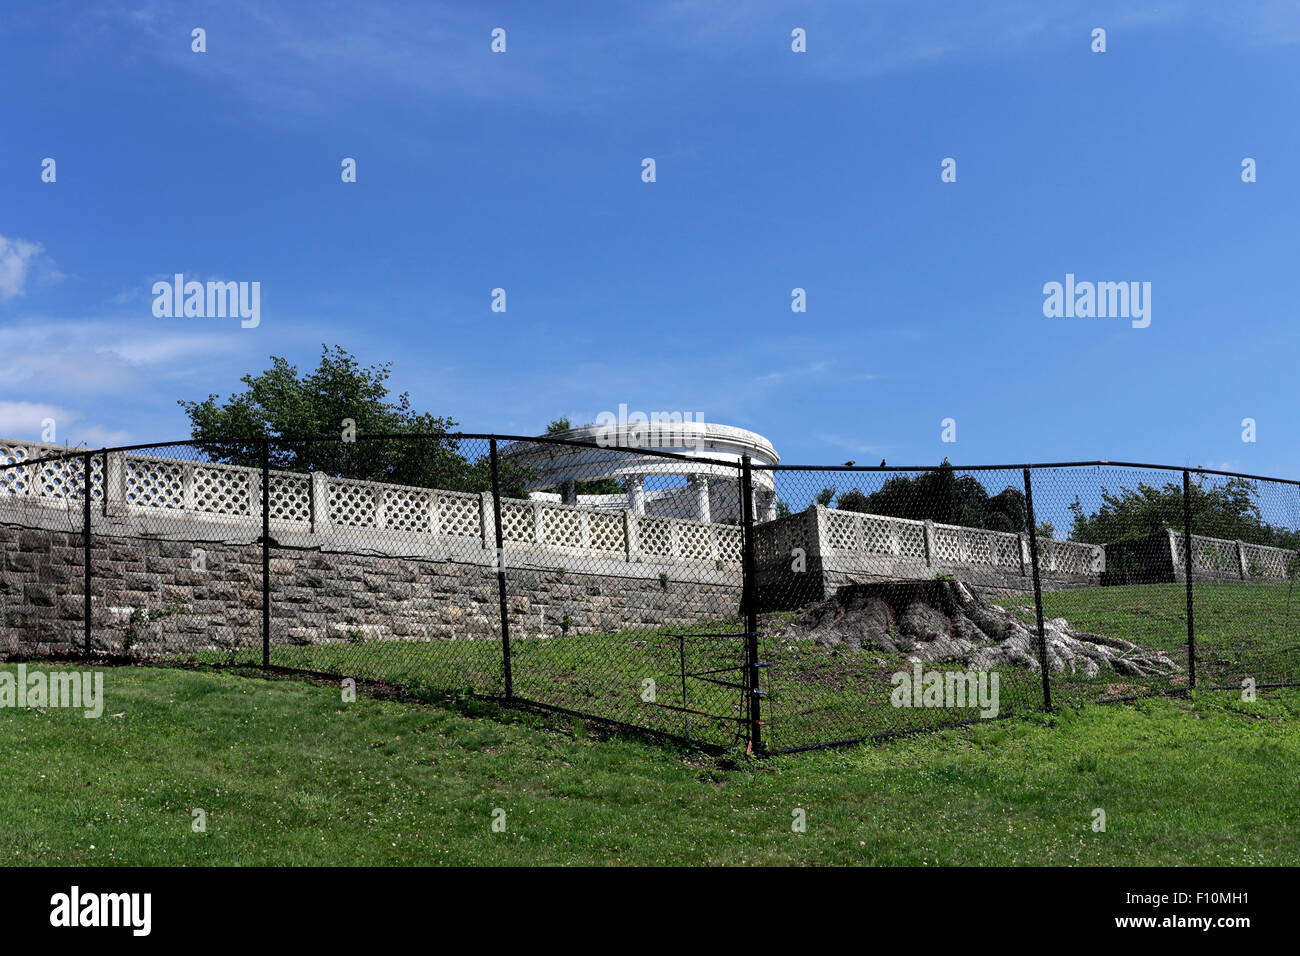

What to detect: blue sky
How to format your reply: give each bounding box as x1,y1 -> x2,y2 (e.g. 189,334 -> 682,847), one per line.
2,0 -> 1298,480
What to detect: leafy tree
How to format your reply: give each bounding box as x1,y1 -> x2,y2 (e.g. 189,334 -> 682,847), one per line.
836,488 -> 870,513
1068,476 -> 1299,548
835,465 -> 1028,532
179,345 -> 529,494
815,487 -> 836,507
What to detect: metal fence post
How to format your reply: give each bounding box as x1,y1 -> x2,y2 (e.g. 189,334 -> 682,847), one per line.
1182,469 -> 1197,688
740,455 -> 762,753
83,452 -> 92,655
490,438 -> 513,699
262,438 -> 270,668
1022,468 -> 1052,711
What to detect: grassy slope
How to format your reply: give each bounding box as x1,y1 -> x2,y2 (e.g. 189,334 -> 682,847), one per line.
1040,581 -> 1300,687
1,665 -> 1297,866
181,581 -> 1299,750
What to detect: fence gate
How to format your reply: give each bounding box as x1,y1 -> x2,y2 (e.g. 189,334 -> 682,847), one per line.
491,438 -> 750,747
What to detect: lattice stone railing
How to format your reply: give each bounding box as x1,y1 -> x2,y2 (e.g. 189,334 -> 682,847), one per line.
0,440 -> 741,568
1,441 -> 105,502
763,505 -> 1106,579
1167,530 -> 1299,581
37,440 -> 1299,583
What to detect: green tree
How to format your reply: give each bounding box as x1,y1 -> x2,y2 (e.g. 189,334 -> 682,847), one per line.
847,464 -> 1028,532
178,345 -> 529,494
836,488 -> 870,513
1068,476 -> 1298,547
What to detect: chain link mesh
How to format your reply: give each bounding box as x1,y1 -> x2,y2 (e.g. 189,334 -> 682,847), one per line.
2,438 -> 1297,753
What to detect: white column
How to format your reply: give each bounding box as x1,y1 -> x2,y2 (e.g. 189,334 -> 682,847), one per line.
181,462 -> 196,511
479,492 -> 494,551
311,472 -> 332,534
691,476 -> 711,523
624,510 -> 640,562
104,451 -> 127,517
626,475 -> 645,515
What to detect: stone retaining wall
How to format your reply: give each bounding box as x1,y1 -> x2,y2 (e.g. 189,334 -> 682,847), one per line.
0,522 -> 742,657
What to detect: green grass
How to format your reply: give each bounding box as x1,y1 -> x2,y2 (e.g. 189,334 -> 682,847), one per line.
1,664 -> 1297,865
174,581 -> 1300,752
1040,581 -> 1300,689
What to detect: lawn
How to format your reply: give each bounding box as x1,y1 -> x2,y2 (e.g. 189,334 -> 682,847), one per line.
1041,581 -> 1300,690
178,581 -> 1300,752
0,664 -> 1297,865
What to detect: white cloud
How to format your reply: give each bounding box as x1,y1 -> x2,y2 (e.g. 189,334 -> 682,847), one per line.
0,319 -> 241,392
754,361 -> 832,386
0,401 -> 64,435
0,401 -> 131,448
0,235 -> 44,299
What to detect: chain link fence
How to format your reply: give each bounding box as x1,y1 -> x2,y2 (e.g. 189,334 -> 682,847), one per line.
2,434 -> 1298,754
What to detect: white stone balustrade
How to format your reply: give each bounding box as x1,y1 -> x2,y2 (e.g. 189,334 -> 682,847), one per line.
765,504 -> 1107,580
7,439 -> 1296,584
0,440 -> 743,568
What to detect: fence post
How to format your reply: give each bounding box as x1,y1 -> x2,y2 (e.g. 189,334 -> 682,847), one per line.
740,455 -> 762,753
261,438 -> 270,669
1182,470 -> 1197,689
1022,468 -> 1052,712
490,438 -> 513,699
83,452 -> 92,654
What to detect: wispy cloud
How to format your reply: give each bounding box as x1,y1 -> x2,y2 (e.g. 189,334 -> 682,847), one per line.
653,0 -> 1300,76
0,319 -> 242,391
0,401 -> 132,447
0,401 -> 63,435
0,317 -> 251,446
0,235 -> 47,299
118,0 -> 637,116
95,0 -> 1300,125
753,361 -> 832,385
814,432 -> 882,456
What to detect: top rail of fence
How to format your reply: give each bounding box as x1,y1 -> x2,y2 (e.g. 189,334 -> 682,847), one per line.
755,459 -> 1300,486
0,432 -> 752,472
3,436 -> 1298,490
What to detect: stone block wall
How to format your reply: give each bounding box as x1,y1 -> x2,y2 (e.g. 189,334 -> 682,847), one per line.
0,522 -> 742,658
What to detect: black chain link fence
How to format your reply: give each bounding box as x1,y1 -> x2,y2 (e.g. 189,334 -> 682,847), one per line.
2,434 -> 1298,754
